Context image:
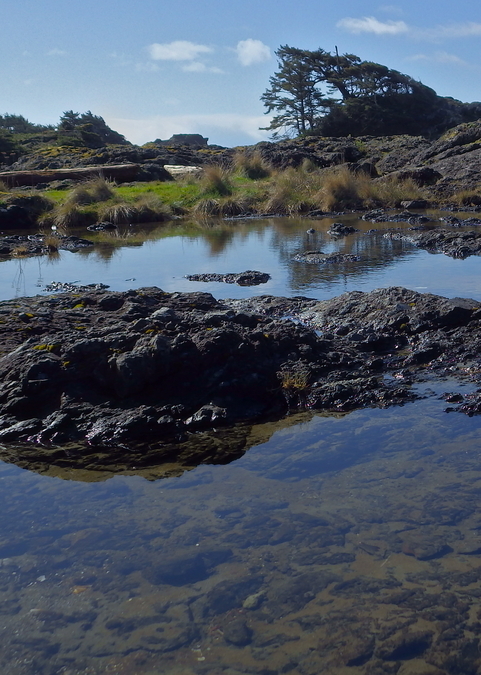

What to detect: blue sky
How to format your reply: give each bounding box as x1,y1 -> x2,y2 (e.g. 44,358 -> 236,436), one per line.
3,0 -> 481,147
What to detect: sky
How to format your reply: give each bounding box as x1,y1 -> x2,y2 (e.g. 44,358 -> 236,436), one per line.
2,0 -> 481,147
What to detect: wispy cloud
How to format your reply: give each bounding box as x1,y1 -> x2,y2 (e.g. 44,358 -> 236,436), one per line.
182,61 -> 224,74
147,40 -> 213,61
338,16 -> 481,42
406,51 -> 469,66
47,48 -> 67,56
236,39 -> 271,66
106,113 -> 270,145
422,22 -> 481,40
337,16 -> 408,35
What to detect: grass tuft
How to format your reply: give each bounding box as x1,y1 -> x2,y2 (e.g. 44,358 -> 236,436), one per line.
232,149 -> 271,180
199,165 -> 233,197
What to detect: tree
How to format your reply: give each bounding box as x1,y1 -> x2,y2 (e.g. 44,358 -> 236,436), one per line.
0,113 -> 52,134
261,46 -> 479,138
261,46 -> 332,138
58,110 -> 127,146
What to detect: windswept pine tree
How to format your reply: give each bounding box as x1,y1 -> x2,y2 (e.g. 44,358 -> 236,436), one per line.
262,46 -> 481,138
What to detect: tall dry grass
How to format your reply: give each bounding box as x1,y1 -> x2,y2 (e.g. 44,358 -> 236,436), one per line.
199,165 -> 233,197
264,166 -> 323,215
232,149 -> 271,179
65,178 -> 115,206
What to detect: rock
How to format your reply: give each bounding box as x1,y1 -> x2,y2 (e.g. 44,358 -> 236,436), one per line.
293,251 -> 360,263
143,553 -> 208,586
377,631 -> 433,661
0,285 -> 480,471
400,200 -> 428,209
185,404 -> 227,429
242,592 -> 265,610
87,221 -> 117,231
327,222 -> 359,236
222,618 -> 252,646
185,270 -> 270,286
343,634 -> 375,666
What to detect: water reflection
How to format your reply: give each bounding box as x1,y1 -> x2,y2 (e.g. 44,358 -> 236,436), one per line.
0,387 -> 481,673
2,214 -> 481,301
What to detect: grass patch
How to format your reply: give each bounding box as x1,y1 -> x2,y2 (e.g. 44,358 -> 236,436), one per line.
37,163 -> 435,228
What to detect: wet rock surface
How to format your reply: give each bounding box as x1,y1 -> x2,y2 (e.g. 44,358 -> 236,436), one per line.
0,286 -> 480,471
0,234 -> 94,257
384,229 -> 481,258
185,270 -> 270,286
293,251 -> 361,263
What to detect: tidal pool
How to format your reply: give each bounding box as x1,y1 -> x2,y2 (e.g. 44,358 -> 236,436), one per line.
0,386 -> 481,674
1,214 -> 481,673
2,213 -> 481,301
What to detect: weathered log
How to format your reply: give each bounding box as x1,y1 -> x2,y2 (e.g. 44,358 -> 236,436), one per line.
0,164 -> 141,187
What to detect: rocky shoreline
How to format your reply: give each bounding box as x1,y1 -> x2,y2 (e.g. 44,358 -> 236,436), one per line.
0,285 -> 480,474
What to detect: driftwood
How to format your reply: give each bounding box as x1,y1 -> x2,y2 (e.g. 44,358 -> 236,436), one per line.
0,164 -> 141,187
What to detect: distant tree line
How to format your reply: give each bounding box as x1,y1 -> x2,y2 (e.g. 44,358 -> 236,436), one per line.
261,46 -> 481,138
0,110 -> 127,154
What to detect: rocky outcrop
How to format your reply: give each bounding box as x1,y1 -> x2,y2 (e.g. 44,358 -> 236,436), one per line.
384,229 -> 481,258
0,286 -> 480,471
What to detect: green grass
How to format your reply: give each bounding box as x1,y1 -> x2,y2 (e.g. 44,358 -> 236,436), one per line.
32,164 -> 432,228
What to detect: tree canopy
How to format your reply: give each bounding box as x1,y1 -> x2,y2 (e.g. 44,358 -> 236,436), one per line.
58,111 -> 127,147
0,114 -> 53,134
261,46 -> 481,138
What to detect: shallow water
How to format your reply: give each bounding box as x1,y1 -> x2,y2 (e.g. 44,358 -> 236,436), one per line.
2,214 -> 481,673
2,213 -> 481,302
1,384 -> 481,674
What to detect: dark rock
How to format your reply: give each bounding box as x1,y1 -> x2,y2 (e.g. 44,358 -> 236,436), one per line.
327,223 -> 359,236
294,251 -> 360,264
87,221 -> 117,231
185,270 -> 270,286
142,553 -> 208,586
222,618 -> 253,646
377,631 -> 433,661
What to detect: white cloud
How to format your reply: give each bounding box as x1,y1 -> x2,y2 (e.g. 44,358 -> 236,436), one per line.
337,16 -> 409,35
406,51 -> 469,66
236,39 -> 271,66
106,113 -> 271,146
47,48 -> 67,56
181,61 -> 224,74
147,40 -> 213,61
